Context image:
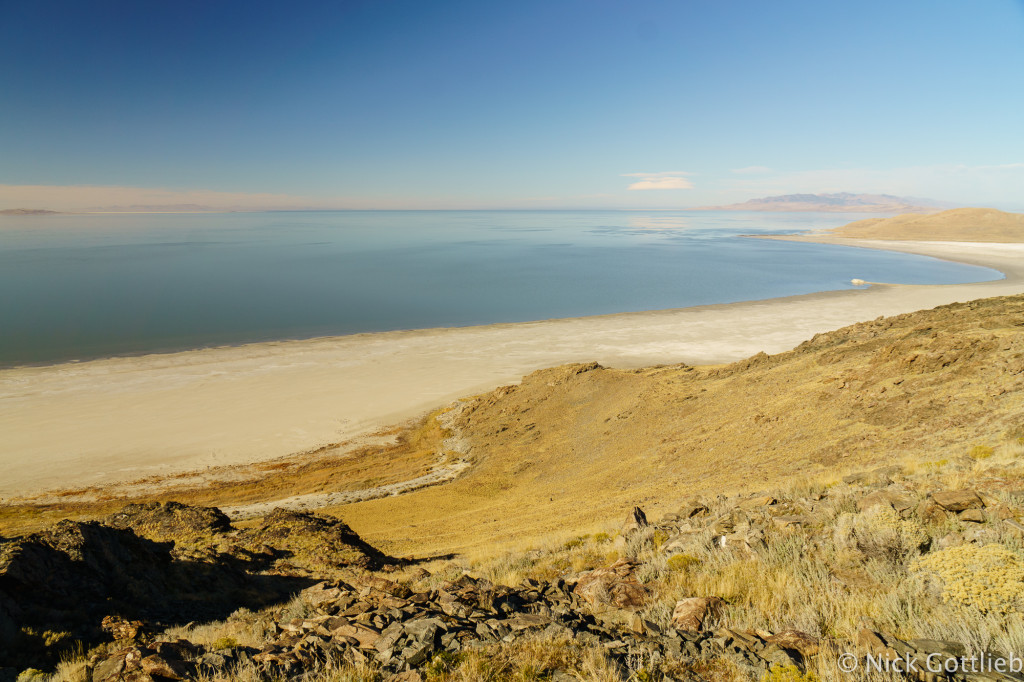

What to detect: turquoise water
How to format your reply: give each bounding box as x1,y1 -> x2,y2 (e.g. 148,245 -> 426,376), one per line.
0,210 -> 1001,367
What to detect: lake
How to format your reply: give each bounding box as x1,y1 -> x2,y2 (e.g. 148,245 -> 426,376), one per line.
0,210 -> 1001,366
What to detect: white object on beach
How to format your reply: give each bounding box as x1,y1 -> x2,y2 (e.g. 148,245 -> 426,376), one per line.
851,278 -> 866,285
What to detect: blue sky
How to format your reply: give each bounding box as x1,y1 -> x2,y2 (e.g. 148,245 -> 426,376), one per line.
1,0 -> 1023,210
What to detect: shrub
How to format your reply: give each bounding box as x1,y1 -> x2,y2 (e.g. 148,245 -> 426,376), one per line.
562,536 -> 587,550
834,506 -> 929,565
970,445 -> 995,459
762,665 -> 819,682
911,544 -> 1024,615
210,636 -> 238,651
667,554 -> 699,572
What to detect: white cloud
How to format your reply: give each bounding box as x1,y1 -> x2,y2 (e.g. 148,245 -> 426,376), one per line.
627,177 -> 695,190
622,171 -> 694,191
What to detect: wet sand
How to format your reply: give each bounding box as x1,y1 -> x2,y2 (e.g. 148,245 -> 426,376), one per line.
3,238 -> 1023,499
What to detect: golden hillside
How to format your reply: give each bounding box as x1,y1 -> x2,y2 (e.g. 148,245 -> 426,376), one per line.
337,294 -> 1024,555
832,207 -> 1024,241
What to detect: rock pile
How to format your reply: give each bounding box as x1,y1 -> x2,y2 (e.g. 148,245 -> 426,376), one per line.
88,570 -> 816,682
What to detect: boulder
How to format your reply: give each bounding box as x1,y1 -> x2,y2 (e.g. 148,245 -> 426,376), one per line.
574,558 -> 648,610
930,490 -> 984,512
671,597 -> 724,631
959,509 -> 986,523
858,490 -> 914,514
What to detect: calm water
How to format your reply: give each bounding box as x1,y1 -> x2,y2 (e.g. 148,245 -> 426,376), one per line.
0,210 -> 1001,366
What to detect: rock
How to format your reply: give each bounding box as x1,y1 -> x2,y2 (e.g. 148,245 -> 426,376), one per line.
959,509 -> 986,523
761,643 -> 799,668
677,503 -> 709,519
858,490 -> 914,514
140,654 -> 191,680
407,567 -> 431,581
388,672 -> 423,682
91,653 -> 127,682
300,582 -> 345,605
622,507 -> 649,535
930,490 -> 984,512
574,558 -> 649,610
766,630 -> 820,657
671,597 -> 724,632
712,530 -> 766,555
771,515 -> 807,529
101,616 -> 150,643
333,623 -> 382,648
916,499 -> 949,524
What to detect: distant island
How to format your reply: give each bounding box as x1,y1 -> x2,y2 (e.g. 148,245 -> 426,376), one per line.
693,192 -> 954,213
0,208 -> 63,215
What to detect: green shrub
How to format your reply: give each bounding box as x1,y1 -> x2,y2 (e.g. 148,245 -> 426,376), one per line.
667,554 -> 699,572
762,664 -> 818,682
210,636 -> 238,651
970,444 -> 995,459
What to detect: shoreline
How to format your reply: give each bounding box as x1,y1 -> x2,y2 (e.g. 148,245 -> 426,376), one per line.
4,237 -> 1024,499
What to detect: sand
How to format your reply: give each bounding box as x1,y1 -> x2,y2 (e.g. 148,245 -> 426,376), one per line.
3,238 -> 1024,499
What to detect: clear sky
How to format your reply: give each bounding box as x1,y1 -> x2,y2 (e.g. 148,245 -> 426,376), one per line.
2,0 -> 1023,210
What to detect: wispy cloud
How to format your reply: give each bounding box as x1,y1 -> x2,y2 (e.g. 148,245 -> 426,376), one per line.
0,184 -> 365,212
621,171 -> 692,178
730,166 -> 773,175
622,171 -> 694,191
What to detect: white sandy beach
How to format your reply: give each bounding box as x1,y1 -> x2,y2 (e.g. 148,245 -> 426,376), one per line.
3,238 -> 1024,499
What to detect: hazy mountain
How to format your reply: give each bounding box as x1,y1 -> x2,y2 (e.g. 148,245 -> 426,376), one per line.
0,208 -> 63,215
694,192 -> 956,213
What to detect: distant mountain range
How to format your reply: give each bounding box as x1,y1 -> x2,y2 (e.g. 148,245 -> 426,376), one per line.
0,208 -> 63,215
694,192 -> 956,213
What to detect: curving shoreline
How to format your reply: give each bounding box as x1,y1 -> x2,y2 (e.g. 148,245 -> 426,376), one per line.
3,237 -> 1024,499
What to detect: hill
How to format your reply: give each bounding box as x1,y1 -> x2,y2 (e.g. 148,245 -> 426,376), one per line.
331,293 -> 1024,556
6,295 -> 1024,681
830,207 -> 1024,242
693,192 -> 951,213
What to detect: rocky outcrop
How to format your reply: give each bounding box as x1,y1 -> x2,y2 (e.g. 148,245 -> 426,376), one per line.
0,504 -> 396,670
85,570 -> 815,681
235,508 -> 392,574
106,501 -> 232,542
